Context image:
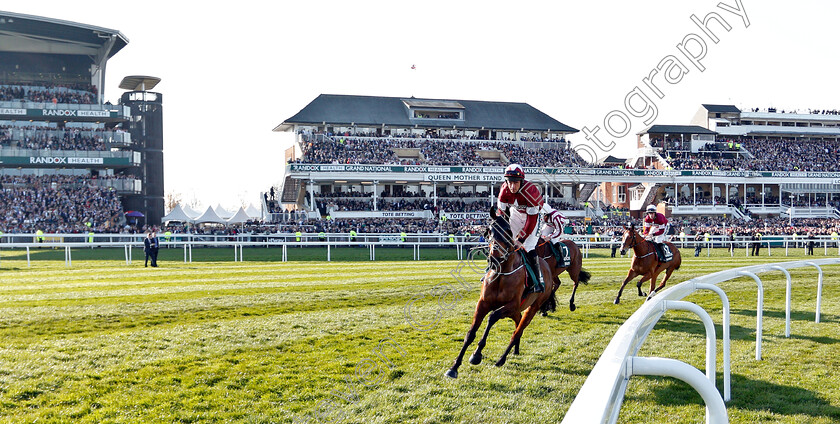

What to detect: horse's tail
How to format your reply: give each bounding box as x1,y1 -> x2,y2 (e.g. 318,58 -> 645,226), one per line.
578,268 -> 591,285
540,291 -> 557,315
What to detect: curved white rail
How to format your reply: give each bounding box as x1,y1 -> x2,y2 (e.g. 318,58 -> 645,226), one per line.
561,258 -> 839,424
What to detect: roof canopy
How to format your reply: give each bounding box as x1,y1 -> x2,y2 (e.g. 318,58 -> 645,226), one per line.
275,94 -> 578,133
0,10 -> 128,58
702,104 -> 741,114
642,125 -> 716,135
119,75 -> 160,91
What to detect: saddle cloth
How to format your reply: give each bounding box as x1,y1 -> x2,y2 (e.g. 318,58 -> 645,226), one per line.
550,242 -> 571,268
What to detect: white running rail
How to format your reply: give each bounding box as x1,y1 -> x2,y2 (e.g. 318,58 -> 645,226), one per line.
562,258 -> 839,424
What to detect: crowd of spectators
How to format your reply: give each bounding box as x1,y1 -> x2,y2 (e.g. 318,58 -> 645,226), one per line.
0,125 -> 108,151
658,137 -> 840,172
0,83 -> 97,105
295,135 -> 591,168
0,174 -> 126,233
737,139 -> 840,172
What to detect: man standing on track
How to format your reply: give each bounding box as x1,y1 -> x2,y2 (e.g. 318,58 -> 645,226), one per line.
496,164 -> 544,294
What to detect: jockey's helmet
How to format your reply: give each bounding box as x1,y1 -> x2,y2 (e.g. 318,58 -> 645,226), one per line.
504,164 -> 525,182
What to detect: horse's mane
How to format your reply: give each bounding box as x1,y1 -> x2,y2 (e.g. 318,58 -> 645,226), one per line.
489,216 -> 512,245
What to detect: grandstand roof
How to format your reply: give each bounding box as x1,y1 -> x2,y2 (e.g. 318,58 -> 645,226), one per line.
602,155 -> 627,164
0,11 -> 128,58
702,104 -> 741,113
274,94 -> 578,133
642,125 -> 716,135
717,125 -> 840,137
741,111 -> 840,122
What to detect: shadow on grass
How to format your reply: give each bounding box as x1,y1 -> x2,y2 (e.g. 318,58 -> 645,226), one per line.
730,307 -> 840,324
653,314 -> 840,346
638,373 -> 840,420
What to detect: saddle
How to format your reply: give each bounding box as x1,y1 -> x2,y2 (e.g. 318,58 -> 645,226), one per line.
549,242 -> 571,267
651,242 -> 674,262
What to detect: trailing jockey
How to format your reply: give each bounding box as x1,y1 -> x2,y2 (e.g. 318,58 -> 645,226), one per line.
643,204 -> 671,261
497,164 -> 545,294
540,203 -> 569,250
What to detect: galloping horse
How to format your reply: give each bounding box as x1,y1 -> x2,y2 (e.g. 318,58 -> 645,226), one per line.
614,223 -> 682,304
535,239 -> 591,312
445,208 -> 555,379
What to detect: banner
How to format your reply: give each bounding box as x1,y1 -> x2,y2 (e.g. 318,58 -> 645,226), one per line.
0,108 -> 120,119
329,211 -> 433,219
288,163 -> 840,179
441,212 -> 490,220
0,156 -> 130,167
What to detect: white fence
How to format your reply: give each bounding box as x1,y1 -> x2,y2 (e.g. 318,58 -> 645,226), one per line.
561,258 -> 839,424
0,233 -> 837,267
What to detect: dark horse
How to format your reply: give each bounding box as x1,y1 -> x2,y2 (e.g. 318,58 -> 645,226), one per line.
614,223 -> 682,304
445,208 -> 555,379
535,239 -> 591,312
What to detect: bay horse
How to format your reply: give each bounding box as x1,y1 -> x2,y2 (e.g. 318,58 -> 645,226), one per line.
535,239 -> 591,312
445,208 -> 555,379
614,223 -> 682,304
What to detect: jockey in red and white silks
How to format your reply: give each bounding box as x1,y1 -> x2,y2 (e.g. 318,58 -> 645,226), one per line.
540,203 -> 569,244
643,204 -> 670,243
496,164 -> 543,252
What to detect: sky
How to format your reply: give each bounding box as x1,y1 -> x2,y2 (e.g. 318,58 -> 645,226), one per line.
8,1 -> 840,210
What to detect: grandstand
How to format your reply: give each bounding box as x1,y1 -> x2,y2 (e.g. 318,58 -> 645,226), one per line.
272,94 -> 590,233
272,95 -> 840,238
0,11 -> 164,232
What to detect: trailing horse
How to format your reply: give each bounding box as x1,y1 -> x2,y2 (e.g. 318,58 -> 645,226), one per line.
535,239 -> 591,312
445,208 -> 555,379
614,223 -> 682,304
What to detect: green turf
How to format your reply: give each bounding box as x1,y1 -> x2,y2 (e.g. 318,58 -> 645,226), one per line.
0,247 -> 838,423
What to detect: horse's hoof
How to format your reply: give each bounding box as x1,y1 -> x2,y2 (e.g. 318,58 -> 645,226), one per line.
495,358 -> 507,367
638,292 -> 647,297
570,303 -> 577,312
444,369 -> 458,379
469,353 -> 482,365
614,297 -> 620,305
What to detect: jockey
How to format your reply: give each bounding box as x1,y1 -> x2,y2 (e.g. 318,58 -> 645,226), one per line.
643,204 -> 669,243
497,164 -> 545,293
540,203 -> 569,246
643,204 -> 671,261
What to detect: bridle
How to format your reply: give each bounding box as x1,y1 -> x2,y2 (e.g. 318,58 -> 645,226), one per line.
624,230 -> 638,250
484,231 -> 524,284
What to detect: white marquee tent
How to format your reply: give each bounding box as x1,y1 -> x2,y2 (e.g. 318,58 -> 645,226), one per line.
227,207 -> 252,224
161,204 -> 195,223
183,205 -> 201,220
246,204 -> 262,219
214,204 -> 233,219
194,206 -> 227,224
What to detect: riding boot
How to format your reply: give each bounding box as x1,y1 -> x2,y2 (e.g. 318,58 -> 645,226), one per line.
525,250 -> 544,294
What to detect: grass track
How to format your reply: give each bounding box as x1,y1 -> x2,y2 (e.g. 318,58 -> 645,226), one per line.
0,247 -> 838,423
